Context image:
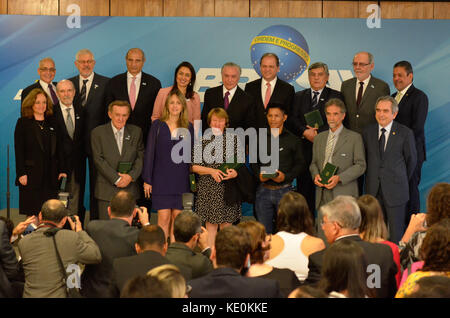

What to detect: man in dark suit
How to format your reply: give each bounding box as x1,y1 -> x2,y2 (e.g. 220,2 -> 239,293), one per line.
21,57 -> 59,106
69,49 -> 110,221
105,48 -> 161,144
392,61 -> 428,220
111,225 -> 171,296
166,211 -> 213,279
189,226 -> 282,298
201,62 -> 255,131
363,96 -> 417,243
288,62 -> 343,213
305,195 -> 397,298
91,101 -> 144,220
81,190 -> 150,298
341,52 -> 390,135
245,53 -> 295,129
54,80 -> 86,221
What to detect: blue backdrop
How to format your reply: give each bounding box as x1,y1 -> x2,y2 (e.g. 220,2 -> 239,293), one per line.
0,16 -> 449,213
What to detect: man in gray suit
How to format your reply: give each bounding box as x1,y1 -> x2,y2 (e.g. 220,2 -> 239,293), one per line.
91,100 -> 144,220
18,200 -> 101,298
310,98 -> 366,241
363,96 -> 417,243
341,52 -> 390,135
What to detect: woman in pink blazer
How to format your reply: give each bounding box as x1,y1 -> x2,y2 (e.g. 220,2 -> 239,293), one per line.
151,61 -> 201,125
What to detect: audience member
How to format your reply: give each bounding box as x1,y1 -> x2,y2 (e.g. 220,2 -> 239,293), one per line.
189,226 -> 282,298
319,239 -> 375,298
245,52 -> 294,129
91,101 -> 144,220
18,199 -> 101,298
69,48 -> 110,221
81,190 -> 149,298
252,104 -> 306,234
21,57 -> 59,106
396,219 -> 450,298
143,90 -> 194,242
120,275 -> 171,298
358,194 -> 402,287
305,195 -> 397,298
151,61 -> 201,124
15,88 -> 67,216
406,275 -> 450,298
288,62 -> 343,213
363,96 -> 417,243
399,182 -> 450,269
147,264 -> 188,298
265,192 -> 325,282
165,211 -> 213,279
238,220 -> 301,297
192,108 -> 242,247
111,225 -> 171,296
288,285 -> 328,298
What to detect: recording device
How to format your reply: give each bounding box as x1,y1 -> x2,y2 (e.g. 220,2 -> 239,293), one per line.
132,205 -> 143,228
182,193 -> 194,213
23,223 -> 37,236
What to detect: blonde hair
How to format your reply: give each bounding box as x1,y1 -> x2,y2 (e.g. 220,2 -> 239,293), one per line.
160,90 -> 189,129
147,264 -> 186,298
207,107 -> 229,128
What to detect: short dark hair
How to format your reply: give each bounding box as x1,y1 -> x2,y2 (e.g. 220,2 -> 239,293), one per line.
407,276 -> 450,298
137,225 -> 166,249
289,285 -> 328,298
214,226 -> 251,270
420,219 -> 450,272
266,102 -> 287,115
394,60 -> 413,75
41,199 -> 67,223
325,98 -> 346,113
277,192 -> 315,235
109,191 -> 135,217
120,275 -> 171,298
260,53 -> 279,66
173,211 -> 201,243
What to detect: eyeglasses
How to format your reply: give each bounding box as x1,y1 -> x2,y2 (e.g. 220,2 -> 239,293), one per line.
40,67 -> 56,72
352,62 -> 371,67
77,60 -> 94,64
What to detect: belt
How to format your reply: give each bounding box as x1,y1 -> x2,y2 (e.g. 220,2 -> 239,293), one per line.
262,183 -> 291,190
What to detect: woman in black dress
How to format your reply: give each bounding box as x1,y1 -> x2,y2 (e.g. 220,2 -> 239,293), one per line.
14,88 -> 67,216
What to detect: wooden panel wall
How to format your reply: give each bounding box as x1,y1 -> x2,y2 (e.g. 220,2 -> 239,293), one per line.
2,0 -> 449,19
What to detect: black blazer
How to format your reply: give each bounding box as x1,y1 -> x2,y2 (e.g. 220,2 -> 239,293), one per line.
14,116 -> 66,189
69,73 -> 110,155
188,267 -> 282,298
21,81 -> 57,105
392,84 -> 428,163
305,235 -> 398,298
201,85 -> 255,131
52,102 -> 86,184
244,77 -> 294,129
105,72 -> 161,143
81,219 -> 139,298
288,87 -> 343,164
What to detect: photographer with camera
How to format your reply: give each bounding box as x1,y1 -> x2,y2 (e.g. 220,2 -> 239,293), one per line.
17,199 -> 101,298
81,190 -> 149,298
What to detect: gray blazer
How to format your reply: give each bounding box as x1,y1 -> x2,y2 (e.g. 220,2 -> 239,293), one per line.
310,126 -> 366,208
91,122 -> 144,201
341,76 -> 390,135
363,121 -> 417,207
18,227 -> 101,298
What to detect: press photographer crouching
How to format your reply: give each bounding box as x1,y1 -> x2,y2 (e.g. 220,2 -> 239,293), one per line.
17,199 -> 102,298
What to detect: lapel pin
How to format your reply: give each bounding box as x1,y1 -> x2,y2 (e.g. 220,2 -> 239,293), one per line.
320,98 -> 324,101
76,116 -> 80,120
94,84 -> 99,89
49,127 -> 54,131
370,85 -> 375,89
125,135 -> 131,141
392,132 -> 396,135
142,82 -> 147,86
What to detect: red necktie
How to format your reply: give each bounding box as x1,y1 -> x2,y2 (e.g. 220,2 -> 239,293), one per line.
356,81 -> 364,108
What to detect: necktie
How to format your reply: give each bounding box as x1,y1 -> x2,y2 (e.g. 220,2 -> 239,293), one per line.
312,91 -> 319,107
224,91 -> 230,110
323,133 -> 336,169
129,76 -> 137,110
264,82 -> 272,109
395,92 -> 403,104
116,130 -> 123,155
356,81 -> 364,108
379,128 -> 386,159
66,108 -> 74,139
80,79 -> 88,107
48,84 -> 59,105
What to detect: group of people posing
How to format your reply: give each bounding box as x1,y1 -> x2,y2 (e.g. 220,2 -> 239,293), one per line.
15,48 -> 428,247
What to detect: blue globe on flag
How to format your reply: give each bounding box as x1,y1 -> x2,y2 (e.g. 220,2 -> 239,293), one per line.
250,25 -> 310,83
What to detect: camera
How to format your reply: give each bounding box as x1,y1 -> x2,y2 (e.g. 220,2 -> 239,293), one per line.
132,205 -> 143,228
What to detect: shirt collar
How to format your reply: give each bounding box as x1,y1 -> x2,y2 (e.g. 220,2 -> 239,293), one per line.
379,120 -> 394,132
223,85 -> 237,96
127,71 -> 142,80
358,74 -> 371,86
40,80 -> 54,89
262,77 -> 277,88
111,122 -> 125,134
329,123 -> 344,136
80,72 -> 95,82
311,87 -> 324,95
398,83 -> 412,96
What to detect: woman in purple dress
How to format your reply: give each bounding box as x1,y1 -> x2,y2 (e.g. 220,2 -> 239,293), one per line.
143,90 -> 193,242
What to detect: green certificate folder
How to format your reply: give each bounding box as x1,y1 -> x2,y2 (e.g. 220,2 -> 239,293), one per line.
304,109 -> 324,129
260,168 -> 278,179
218,161 -> 243,174
319,162 -> 338,185
189,174 -> 197,192
117,161 -> 132,174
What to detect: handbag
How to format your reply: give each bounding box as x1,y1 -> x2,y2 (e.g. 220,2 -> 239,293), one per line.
44,228 -> 83,298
